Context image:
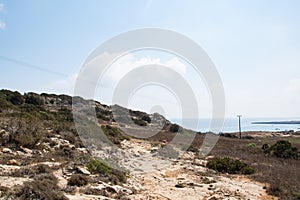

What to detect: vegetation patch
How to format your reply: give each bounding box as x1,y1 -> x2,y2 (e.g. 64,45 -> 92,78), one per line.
86,159 -> 128,183
101,125 -> 130,145
14,174 -> 67,200
2,118 -> 45,149
206,157 -> 255,175
262,140 -> 299,159
9,164 -> 51,178
169,124 -> 180,133
132,117 -> 147,126
67,174 -> 89,187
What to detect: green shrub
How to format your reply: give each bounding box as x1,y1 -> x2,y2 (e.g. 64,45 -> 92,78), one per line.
206,157 -> 255,175
57,108 -> 73,122
6,91 -> 24,105
101,125 -> 130,145
262,143 -> 270,153
240,165 -> 255,175
58,94 -> 72,105
262,140 -> 299,159
25,93 -> 44,105
95,106 -> 112,121
132,118 -> 147,126
247,143 -> 256,147
86,159 -> 128,183
169,124 -> 179,132
87,159 -> 112,175
142,115 -> 151,123
67,174 -> 88,187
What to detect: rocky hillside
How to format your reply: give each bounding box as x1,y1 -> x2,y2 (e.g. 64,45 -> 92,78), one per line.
0,89 -> 284,199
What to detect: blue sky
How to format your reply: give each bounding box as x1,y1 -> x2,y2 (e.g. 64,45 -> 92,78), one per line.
0,0 -> 300,118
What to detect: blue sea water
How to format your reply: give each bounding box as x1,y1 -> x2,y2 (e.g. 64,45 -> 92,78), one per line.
170,117 -> 300,133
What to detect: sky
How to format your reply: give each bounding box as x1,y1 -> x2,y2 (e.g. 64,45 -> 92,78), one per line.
0,0 -> 300,119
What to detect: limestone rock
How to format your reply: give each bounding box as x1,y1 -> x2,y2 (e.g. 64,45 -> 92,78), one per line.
2,148 -> 13,154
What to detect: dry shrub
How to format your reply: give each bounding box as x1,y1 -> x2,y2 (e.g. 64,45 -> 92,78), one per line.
208,136 -> 300,199
9,164 -> 51,177
6,118 -> 44,148
67,174 -> 89,187
14,174 -> 67,200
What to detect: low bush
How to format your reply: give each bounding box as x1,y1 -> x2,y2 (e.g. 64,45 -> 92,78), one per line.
67,174 -> 89,187
9,164 -> 51,177
7,119 -> 44,148
25,93 -> 44,105
87,159 -> 112,175
86,159 -> 128,183
101,125 -> 130,145
132,118 -> 147,126
262,140 -> 299,159
206,157 -> 255,175
247,143 -> 256,147
242,135 -> 254,139
6,91 -> 24,105
220,133 -> 238,138
80,187 -> 106,196
142,115 -> 151,123
169,124 -> 179,133
15,174 -> 67,200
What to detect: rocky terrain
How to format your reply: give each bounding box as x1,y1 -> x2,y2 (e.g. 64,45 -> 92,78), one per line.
0,90 -> 298,199
0,136 -> 275,200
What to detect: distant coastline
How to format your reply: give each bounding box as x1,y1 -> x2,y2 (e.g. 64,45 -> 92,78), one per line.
252,121 -> 300,125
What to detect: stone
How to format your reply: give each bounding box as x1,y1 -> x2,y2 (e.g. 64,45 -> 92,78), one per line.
111,185 -> 133,195
2,148 -> 13,154
193,159 -> 207,166
7,159 -> 20,166
20,146 -> 33,154
76,166 -> 91,175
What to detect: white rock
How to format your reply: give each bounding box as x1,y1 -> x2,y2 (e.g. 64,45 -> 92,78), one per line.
76,166 -> 91,175
2,148 -> 13,154
20,146 -> 33,154
111,185 -> 133,195
193,159 -> 208,166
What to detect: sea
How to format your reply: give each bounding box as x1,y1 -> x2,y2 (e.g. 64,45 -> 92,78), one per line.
170,117 -> 300,133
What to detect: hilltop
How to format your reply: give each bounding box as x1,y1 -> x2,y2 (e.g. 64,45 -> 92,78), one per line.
0,89 -> 299,199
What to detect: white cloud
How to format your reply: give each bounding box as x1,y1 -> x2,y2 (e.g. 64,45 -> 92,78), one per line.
98,53 -> 187,87
0,21 -> 5,30
47,73 -> 78,95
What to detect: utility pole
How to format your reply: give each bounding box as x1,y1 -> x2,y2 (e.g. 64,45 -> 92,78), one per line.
237,115 -> 242,139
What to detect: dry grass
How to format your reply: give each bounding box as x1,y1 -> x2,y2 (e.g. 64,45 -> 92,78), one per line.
205,136 -> 300,199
